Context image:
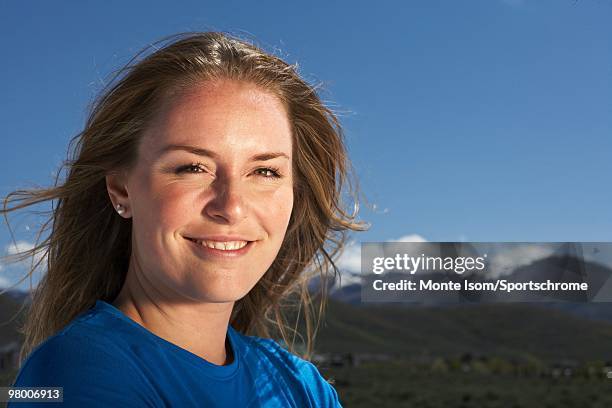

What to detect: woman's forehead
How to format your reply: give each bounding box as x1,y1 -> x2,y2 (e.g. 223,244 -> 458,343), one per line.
141,81 -> 293,160
158,79 -> 287,120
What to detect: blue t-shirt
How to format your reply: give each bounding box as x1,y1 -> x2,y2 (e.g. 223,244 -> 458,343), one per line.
9,300 -> 342,407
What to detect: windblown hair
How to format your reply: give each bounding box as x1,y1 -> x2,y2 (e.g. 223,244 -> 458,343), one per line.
1,31 -> 368,364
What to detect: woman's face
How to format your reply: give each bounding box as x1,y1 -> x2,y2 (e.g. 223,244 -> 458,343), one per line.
118,79 -> 294,303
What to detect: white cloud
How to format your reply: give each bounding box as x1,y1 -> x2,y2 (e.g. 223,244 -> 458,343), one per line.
0,241 -> 42,290
333,233 -> 428,287
6,240 -> 35,255
2,240 -> 46,274
336,234 -> 428,273
390,234 -> 428,243
335,240 -> 361,274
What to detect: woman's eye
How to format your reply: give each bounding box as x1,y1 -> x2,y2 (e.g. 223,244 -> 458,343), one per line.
175,163 -> 209,174
254,167 -> 281,179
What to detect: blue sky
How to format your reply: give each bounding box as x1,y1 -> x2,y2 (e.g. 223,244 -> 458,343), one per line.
1,0 -> 611,288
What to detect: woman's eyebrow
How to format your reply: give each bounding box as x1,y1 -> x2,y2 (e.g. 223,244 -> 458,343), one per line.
157,144 -> 290,161
157,144 -> 218,158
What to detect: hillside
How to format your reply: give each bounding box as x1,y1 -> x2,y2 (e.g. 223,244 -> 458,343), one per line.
0,291 -> 27,346
313,299 -> 612,363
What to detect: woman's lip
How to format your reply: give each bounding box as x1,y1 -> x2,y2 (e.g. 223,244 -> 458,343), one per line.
184,236 -> 254,258
185,235 -> 253,242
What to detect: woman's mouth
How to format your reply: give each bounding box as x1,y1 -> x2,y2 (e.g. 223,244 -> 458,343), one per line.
184,237 -> 255,258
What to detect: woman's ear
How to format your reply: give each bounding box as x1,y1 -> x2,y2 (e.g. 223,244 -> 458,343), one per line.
106,170 -> 131,218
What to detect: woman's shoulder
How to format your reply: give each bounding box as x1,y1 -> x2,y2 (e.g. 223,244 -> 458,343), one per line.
14,303 -> 137,371
12,321 -> 138,386
232,330 -> 342,407
9,309 -> 161,407
234,330 -> 308,372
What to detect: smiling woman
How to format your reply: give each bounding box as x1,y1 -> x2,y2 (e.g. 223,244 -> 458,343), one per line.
0,31 -> 367,407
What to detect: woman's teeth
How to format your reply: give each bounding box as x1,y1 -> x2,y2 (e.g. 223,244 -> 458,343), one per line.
190,239 -> 248,250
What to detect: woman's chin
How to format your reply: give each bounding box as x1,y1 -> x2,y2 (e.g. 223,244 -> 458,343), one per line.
182,284 -> 254,304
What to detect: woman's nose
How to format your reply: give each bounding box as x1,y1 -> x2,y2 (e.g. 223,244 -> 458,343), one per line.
204,177 -> 248,224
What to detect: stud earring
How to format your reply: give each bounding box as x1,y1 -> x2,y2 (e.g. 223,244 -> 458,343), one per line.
115,204 -> 125,215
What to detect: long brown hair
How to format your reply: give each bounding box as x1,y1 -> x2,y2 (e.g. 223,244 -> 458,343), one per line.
1,31 -> 368,365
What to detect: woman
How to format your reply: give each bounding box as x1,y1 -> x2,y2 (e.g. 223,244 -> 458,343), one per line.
2,31 -> 367,407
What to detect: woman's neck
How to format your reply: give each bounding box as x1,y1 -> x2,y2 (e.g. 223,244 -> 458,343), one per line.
111,267 -> 235,366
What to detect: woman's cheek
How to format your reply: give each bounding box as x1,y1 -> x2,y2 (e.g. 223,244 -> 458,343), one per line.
270,187 -> 294,230
153,183 -> 201,222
